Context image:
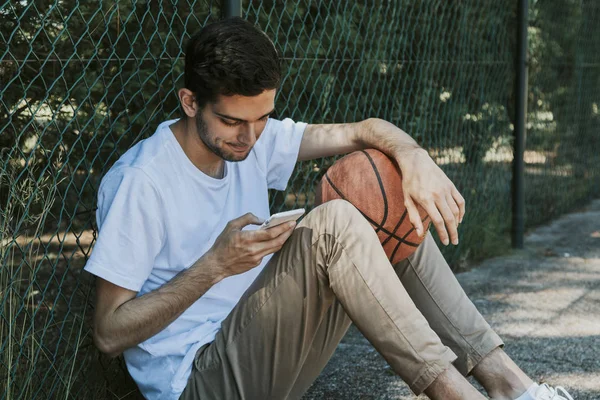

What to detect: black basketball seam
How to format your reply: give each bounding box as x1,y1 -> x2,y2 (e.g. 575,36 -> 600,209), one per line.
324,173 -> 419,248
360,150 -> 388,232
390,228 -> 414,262
360,150 -> 420,258
389,215 -> 430,262
381,209 -> 408,246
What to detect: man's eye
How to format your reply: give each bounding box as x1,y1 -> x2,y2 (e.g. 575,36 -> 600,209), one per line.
221,119 -> 241,127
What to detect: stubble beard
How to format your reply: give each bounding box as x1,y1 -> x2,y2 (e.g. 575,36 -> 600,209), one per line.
196,114 -> 250,162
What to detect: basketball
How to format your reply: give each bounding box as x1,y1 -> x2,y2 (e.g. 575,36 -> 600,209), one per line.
315,149 -> 431,264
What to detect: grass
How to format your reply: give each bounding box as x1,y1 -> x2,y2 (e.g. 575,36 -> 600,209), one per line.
0,154 -> 139,399
1,157 -> 55,399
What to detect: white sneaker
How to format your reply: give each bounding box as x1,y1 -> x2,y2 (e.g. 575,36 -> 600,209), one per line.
534,383 -> 574,400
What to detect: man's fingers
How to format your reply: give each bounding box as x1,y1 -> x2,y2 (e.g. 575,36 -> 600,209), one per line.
260,229 -> 295,257
424,202 -> 451,245
452,186 -> 466,223
229,212 -> 263,230
446,193 -> 460,227
249,221 -> 296,241
254,225 -> 296,257
437,198 -> 459,245
404,196 -> 424,237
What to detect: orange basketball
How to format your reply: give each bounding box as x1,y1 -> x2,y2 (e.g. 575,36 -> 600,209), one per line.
315,149 -> 430,264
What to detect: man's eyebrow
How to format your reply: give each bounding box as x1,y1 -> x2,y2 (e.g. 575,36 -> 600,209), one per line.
213,109 -> 275,123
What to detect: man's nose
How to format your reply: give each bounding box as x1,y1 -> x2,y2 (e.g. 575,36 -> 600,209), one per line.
240,124 -> 257,145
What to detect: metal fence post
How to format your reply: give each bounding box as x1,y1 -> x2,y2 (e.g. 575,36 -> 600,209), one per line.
223,0 -> 242,18
512,0 -> 529,249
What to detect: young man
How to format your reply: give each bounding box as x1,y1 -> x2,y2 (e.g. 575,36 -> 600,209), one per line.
85,18 -> 573,400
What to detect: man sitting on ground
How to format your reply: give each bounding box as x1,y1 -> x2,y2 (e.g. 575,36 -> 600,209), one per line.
85,17 -> 573,400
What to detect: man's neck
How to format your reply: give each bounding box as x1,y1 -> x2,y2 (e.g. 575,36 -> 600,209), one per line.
170,119 -> 225,179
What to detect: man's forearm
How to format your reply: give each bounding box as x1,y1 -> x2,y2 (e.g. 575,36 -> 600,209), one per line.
356,118 -> 425,168
95,254 -> 224,357
298,118 -> 423,161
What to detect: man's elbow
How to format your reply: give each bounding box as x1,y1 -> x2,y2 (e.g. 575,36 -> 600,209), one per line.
362,117 -> 383,129
93,328 -> 122,358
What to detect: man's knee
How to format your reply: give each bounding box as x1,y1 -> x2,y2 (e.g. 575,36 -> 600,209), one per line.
300,199 -> 372,235
317,199 -> 361,218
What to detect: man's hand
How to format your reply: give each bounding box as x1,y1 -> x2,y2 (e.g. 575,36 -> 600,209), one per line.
206,213 -> 296,279
396,148 -> 465,246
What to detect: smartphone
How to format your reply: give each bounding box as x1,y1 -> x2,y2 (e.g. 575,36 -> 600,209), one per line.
260,208 -> 306,229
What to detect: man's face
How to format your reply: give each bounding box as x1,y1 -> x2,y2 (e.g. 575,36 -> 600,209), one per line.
196,89 -> 276,162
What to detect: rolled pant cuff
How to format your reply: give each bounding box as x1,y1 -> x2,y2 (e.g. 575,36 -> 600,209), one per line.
409,347 -> 458,395
462,330 -> 505,376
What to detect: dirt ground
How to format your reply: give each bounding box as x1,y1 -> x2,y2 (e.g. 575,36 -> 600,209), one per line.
303,199 -> 600,399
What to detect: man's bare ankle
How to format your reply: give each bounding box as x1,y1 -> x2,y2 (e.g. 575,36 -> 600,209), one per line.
488,384 -> 527,400
424,365 -> 486,400
472,348 -> 533,399
488,390 -> 519,400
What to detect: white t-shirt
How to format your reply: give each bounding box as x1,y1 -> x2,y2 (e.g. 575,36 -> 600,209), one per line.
84,118 -> 307,399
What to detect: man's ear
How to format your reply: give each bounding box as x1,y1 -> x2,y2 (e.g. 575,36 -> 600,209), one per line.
178,88 -> 198,118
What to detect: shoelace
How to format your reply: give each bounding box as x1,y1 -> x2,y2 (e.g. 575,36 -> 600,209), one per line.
537,383 -> 574,400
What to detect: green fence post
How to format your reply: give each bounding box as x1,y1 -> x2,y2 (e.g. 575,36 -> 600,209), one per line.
512,0 -> 529,249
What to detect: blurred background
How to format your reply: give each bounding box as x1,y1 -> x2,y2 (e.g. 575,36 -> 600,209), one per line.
1,0 -> 599,398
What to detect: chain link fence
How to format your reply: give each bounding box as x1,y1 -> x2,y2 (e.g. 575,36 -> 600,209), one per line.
525,0 -> 600,226
1,0 -> 599,398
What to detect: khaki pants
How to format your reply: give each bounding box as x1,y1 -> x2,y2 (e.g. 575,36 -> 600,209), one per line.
181,200 -> 503,399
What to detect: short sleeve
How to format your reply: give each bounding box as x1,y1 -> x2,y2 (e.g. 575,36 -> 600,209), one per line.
84,167 -> 165,292
257,118 -> 307,191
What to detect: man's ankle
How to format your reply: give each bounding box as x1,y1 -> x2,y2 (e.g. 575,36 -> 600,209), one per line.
481,370 -> 533,399
424,366 -> 486,400
489,388 -> 524,400
472,348 -> 534,399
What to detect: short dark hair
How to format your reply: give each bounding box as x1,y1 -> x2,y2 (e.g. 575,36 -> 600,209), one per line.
184,17 -> 281,109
